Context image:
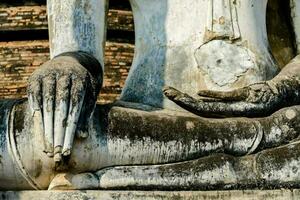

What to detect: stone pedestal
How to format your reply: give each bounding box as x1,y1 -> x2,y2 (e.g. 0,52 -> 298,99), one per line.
1,190 -> 300,200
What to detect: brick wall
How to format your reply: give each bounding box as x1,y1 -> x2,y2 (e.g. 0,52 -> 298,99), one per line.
103,42 -> 134,103
0,41 -> 134,103
0,6 -> 134,32
0,6 -> 47,31
0,41 -> 48,99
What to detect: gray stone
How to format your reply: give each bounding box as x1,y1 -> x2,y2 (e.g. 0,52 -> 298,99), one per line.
1,190 -> 300,200
1,0 -> 300,192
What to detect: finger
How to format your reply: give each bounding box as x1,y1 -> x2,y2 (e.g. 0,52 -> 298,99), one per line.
28,79 -> 45,150
76,101 -> 97,139
54,75 -> 71,162
42,76 -> 56,156
62,80 -> 86,156
164,86 -> 205,114
28,79 -> 43,114
164,86 -> 268,117
76,76 -> 99,139
163,86 -> 184,101
75,93 -> 96,139
75,104 -> 89,139
197,96 -> 224,102
75,104 -> 90,139
197,88 -> 249,101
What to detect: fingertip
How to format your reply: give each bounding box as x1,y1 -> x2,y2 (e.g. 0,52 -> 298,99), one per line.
47,152 -> 54,157
62,149 -> 71,157
163,86 -> 181,100
54,146 -> 62,162
44,143 -> 54,157
54,153 -> 62,163
162,86 -> 172,92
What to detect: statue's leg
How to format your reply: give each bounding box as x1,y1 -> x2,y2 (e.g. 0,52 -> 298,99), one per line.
5,100 -> 300,190
48,104 -> 300,190
50,139 -> 300,190
93,140 -> 300,190
0,99 -> 34,190
101,104 -> 300,166
4,99 -> 300,190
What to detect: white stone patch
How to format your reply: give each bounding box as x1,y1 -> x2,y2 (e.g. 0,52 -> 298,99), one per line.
198,161 -> 237,185
185,121 -> 195,130
266,126 -> 283,144
264,124 -> 292,146
285,109 -> 297,120
262,159 -> 300,182
195,40 -> 256,88
230,136 -> 256,155
107,137 -> 185,165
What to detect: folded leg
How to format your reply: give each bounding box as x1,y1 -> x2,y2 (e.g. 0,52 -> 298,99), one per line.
53,140 -> 300,190
96,140 -> 300,190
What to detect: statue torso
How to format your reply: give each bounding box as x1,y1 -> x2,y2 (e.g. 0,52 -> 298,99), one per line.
121,0 -> 278,109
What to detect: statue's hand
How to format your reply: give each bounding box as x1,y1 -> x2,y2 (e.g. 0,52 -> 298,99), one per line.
163,81 -> 284,118
164,56 -> 300,118
27,52 -> 102,162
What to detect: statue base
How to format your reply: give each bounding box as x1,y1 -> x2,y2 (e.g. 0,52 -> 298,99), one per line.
1,190 -> 300,200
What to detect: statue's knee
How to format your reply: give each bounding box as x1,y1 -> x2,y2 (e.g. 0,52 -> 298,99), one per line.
255,142 -> 300,186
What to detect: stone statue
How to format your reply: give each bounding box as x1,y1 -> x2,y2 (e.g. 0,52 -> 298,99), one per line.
0,0 -> 300,191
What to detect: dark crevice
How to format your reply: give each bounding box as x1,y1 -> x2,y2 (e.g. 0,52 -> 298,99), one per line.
0,0 -> 132,10
109,0 -> 131,11
0,29 -> 134,44
107,30 -> 135,44
284,0 -> 298,53
267,0 -> 297,67
0,0 -> 46,7
0,30 -> 49,42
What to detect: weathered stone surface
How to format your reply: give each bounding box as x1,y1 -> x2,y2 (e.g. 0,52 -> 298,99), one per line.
47,0 -> 108,67
1,0 -> 300,193
2,99 -> 300,190
1,190 -> 300,200
120,0 -> 279,110
0,99 -> 32,190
